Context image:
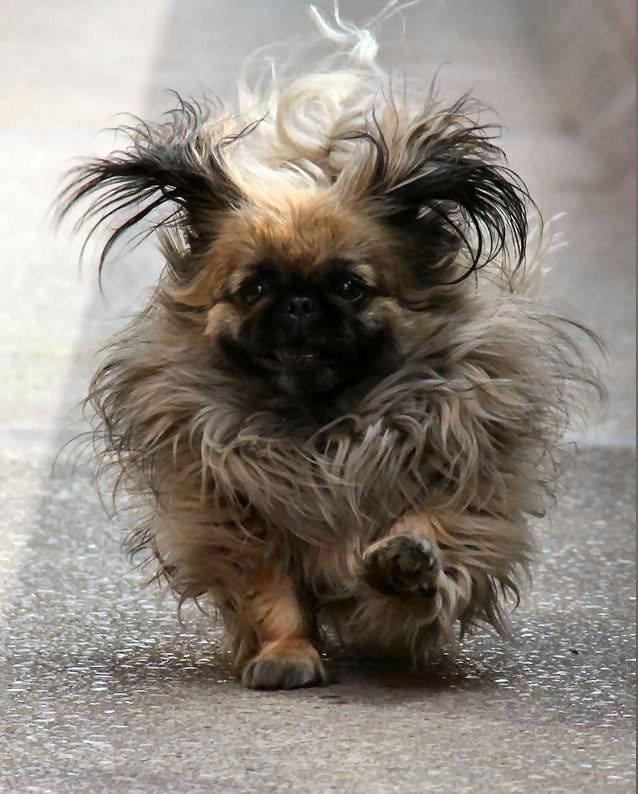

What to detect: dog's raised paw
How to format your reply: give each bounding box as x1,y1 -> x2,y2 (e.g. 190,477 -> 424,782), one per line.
362,533 -> 441,598
241,640 -> 328,690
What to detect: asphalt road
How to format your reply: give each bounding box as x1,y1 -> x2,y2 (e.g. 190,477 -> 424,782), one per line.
1,2 -> 635,791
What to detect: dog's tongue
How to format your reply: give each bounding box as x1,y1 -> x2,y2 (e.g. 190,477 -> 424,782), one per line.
277,348 -> 320,363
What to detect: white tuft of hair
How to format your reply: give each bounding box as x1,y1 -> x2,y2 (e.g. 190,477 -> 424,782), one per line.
233,3 -> 416,188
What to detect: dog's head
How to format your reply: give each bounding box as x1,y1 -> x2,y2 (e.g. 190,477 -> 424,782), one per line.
58,98 -> 530,401
184,192 -> 411,398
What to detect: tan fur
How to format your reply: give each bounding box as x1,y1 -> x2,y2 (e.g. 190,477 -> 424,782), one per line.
202,195 -> 400,300
59,7 -> 604,689
204,302 -> 241,337
239,564 -> 326,688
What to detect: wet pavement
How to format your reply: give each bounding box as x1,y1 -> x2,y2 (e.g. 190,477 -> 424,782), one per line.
1,1 -> 635,791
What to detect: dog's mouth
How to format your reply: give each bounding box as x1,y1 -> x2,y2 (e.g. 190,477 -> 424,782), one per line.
255,346 -> 332,370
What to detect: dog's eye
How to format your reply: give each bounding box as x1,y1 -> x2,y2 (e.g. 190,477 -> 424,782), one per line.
239,280 -> 270,305
333,277 -> 366,303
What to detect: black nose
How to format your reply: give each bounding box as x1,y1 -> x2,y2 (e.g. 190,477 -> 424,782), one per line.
284,295 -> 318,319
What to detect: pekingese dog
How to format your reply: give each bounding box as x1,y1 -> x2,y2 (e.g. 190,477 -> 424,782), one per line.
58,7 -> 602,689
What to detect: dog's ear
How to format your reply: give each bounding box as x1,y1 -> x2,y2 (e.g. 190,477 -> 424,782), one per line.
349,99 -> 532,286
56,96 -> 245,280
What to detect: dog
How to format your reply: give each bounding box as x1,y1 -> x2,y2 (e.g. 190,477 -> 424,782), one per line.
57,6 -> 602,689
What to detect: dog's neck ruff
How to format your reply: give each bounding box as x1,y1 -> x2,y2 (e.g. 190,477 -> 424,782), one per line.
198,358 -> 441,542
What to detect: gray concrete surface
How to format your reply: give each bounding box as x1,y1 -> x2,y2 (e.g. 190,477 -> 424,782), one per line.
1,1 -> 635,791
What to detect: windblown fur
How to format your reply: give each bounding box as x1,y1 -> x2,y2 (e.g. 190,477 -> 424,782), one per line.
58,6 -> 603,683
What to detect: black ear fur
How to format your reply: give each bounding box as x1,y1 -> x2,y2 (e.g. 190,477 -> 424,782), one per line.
355,98 -> 533,286
56,96 -> 246,280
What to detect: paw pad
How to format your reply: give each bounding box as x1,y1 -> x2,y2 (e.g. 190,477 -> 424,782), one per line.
363,534 -> 441,598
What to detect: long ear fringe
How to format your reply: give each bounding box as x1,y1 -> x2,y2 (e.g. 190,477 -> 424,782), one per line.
349,96 -> 535,285
54,95 -> 245,279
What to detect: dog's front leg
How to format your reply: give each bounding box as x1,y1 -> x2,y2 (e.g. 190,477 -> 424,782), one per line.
238,562 -> 328,690
359,513 -> 476,645
362,518 -> 443,599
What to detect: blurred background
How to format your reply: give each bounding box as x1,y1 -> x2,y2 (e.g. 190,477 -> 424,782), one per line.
0,2 -> 635,791
1,0 -> 635,446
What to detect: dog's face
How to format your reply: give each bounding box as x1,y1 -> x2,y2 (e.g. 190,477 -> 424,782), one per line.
58,97 -> 529,404
215,255 -> 394,397
196,196 -> 404,398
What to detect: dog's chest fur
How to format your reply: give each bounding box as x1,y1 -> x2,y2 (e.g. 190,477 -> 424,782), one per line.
198,365 -> 456,547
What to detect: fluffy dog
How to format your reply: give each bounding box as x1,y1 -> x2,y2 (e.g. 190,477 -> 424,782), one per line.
58,7 -> 602,689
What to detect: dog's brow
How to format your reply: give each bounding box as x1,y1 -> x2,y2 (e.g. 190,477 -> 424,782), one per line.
349,263 -> 377,285
226,269 -> 250,293
320,258 -> 378,286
